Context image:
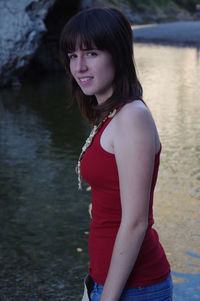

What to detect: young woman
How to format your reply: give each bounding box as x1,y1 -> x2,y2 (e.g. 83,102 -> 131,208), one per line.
60,7 -> 172,301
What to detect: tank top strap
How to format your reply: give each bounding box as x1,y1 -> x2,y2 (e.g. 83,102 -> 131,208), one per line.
97,107 -> 121,135
98,116 -> 114,133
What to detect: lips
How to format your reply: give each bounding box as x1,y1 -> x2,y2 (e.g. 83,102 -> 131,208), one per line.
78,77 -> 93,86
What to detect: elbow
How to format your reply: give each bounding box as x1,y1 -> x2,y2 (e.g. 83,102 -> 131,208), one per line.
121,217 -> 148,235
133,219 -> 148,235
139,220 -> 148,234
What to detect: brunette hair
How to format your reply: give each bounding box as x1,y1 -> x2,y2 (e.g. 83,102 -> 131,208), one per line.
60,7 -> 143,124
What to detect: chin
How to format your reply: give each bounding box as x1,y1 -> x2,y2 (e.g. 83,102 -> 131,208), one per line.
81,89 -> 95,96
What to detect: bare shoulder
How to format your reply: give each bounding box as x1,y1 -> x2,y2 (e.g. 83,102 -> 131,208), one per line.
115,100 -> 154,130
112,100 -> 160,153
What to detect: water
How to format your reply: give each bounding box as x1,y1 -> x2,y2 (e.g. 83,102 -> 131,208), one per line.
0,44 -> 200,300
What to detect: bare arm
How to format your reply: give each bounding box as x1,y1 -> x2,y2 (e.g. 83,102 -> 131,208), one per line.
100,101 -> 157,301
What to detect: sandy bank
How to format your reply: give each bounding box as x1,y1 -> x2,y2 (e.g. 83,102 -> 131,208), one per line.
133,21 -> 200,47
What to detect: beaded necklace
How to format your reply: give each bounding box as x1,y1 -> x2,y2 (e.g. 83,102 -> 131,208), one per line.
77,108 -> 117,190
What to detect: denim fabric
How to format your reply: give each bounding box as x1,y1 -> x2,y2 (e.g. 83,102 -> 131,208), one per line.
90,274 -> 173,301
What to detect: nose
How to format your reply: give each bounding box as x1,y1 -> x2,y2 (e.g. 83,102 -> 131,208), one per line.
75,56 -> 88,73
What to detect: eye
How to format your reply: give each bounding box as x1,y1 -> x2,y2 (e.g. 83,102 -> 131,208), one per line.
86,51 -> 97,57
67,53 -> 77,60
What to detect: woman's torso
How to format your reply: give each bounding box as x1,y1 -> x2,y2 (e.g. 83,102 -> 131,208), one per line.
80,101 -> 170,287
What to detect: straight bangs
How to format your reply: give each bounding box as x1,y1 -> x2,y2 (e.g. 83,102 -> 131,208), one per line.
62,27 -> 95,53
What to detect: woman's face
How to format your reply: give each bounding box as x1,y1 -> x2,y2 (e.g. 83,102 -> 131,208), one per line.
68,44 -> 115,104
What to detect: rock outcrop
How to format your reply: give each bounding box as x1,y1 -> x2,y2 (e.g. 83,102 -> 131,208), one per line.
0,0 -> 57,87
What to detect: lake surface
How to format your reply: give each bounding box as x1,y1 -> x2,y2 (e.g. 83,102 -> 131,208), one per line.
0,44 -> 200,300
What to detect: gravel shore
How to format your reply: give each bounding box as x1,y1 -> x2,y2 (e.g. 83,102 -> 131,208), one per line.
133,21 -> 200,47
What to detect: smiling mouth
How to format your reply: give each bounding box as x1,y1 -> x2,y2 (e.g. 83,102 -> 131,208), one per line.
78,77 -> 93,84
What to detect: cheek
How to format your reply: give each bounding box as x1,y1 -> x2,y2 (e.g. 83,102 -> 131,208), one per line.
69,62 -> 75,77
105,57 -> 115,79
104,62 -> 115,84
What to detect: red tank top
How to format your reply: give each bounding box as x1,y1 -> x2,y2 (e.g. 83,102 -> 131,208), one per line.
80,114 -> 170,287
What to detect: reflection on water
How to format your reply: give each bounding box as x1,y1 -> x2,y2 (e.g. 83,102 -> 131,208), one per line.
0,76 -> 91,300
172,252 -> 200,300
135,44 -> 200,300
0,45 -> 200,300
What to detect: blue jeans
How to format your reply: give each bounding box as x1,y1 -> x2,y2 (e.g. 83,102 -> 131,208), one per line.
90,274 -> 173,301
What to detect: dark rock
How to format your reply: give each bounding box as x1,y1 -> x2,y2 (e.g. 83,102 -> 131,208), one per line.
0,0 -> 56,87
81,0 -> 92,9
